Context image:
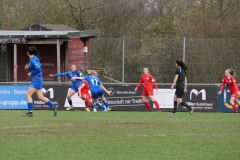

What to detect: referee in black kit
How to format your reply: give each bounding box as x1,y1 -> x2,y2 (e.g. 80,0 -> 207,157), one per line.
170,60 -> 193,115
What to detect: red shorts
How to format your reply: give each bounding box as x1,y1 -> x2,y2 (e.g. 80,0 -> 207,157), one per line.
231,91 -> 239,98
142,90 -> 153,97
81,91 -> 92,100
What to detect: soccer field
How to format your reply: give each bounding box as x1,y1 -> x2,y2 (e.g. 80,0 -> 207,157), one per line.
0,110 -> 239,160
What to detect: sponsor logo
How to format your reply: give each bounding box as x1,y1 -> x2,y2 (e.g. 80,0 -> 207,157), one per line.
34,88 -> 54,106
224,102 -> 239,109
115,91 -> 136,94
0,100 -> 27,106
42,88 -> 54,98
190,89 -> 206,100
186,88 -> 214,109
0,89 -> 10,94
108,87 -> 115,96
223,90 -> 239,109
0,37 -> 27,44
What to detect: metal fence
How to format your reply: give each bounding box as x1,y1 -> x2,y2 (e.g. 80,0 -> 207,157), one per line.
90,38 -> 240,83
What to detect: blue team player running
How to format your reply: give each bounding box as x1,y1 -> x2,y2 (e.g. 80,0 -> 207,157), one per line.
24,46 -> 57,117
49,64 -> 84,110
72,70 -> 111,112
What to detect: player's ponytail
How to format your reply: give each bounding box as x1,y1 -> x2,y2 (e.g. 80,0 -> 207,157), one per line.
228,68 -> 236,76
27,46 -> 40,60
90,70 -> 98,76
176,60 -> 188,74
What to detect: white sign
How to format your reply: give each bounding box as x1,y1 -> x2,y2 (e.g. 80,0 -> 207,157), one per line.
0,38 -> 27,44
83,47 -> 88,52
64,88 -> 85,108
153,89 -> 175,108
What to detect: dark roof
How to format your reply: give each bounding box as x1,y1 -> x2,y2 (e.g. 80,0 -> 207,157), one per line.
0,24 -> 101,43
21,24 -> 79,31
40,24 -> 78,31
20,24 -> 101,38
0,31 -> 73,44
68,30 -> 102,38
0,30 -> 101,39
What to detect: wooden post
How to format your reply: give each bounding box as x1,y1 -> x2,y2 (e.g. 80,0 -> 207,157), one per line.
56,39 -> 61,82
80,38 -> 89,75
14,44 -> 17,82
64,41 -> 68,82
83,42 -> 87,75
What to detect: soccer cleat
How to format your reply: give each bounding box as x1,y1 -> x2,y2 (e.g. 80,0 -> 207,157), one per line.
106,107 -> 111,111
22,112 -> 33,117
170,112 -> 177,115
53,105 -> 58,116
102,109 -> 108,113
93,108 -> 97,112
86,108 -> 90,112
155,109 -> 161,112
66,106 -> 73,111
190,108 -> 194,115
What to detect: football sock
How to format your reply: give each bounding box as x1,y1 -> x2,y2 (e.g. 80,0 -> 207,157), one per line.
103,99 -> 109,108
232,104 -> 238,113
173,101 -> 177,113
144,102 -> 152,111
91,104 -> 95,109
68,100 -> 73,106
28,103 -> 33,112
96,102 -> 105,110
180,102 -> 192,111
46,101 -> 54,108
85,100 -> 89,108
153,100 -> 160,110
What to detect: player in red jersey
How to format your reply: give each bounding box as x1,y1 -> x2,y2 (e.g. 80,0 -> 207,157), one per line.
218,68 -> 240,114
135,67 -> 160,111
78,80 -> 96,112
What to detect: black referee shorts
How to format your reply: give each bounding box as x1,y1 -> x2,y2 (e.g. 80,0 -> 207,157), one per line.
175,82 -> 184,98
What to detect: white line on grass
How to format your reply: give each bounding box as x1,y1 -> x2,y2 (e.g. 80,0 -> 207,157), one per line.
0,123 -> 72,130
128,133 -> 240,137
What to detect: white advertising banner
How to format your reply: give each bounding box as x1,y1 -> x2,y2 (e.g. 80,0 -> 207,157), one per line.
64,88 -> 85,108
153,89 -> 176,109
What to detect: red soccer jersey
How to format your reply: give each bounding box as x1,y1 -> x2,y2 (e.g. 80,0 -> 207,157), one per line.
220,76 -> 239,94
136,74 -> 158,91
81,81 -> 90,93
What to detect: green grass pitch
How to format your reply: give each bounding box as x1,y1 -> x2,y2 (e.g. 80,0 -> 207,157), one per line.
0,110 -> 239,160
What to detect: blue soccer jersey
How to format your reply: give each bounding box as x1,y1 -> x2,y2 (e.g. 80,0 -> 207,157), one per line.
84,75 -> 103,99
84,75 -> 102,90
54,71 -> 84,91
28,56 -> 42,82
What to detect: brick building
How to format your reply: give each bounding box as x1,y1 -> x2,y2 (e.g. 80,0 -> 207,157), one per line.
0,24 -> 101,82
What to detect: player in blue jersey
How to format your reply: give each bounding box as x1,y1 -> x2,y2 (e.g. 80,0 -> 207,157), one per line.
72,70 -> 111,112
24,46 -> 57,117
49,64 -> 84,110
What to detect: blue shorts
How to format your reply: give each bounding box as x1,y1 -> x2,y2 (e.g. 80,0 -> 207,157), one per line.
30,81 -> 43,90
71,86 -> 78,92
91,88 -> 104,99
